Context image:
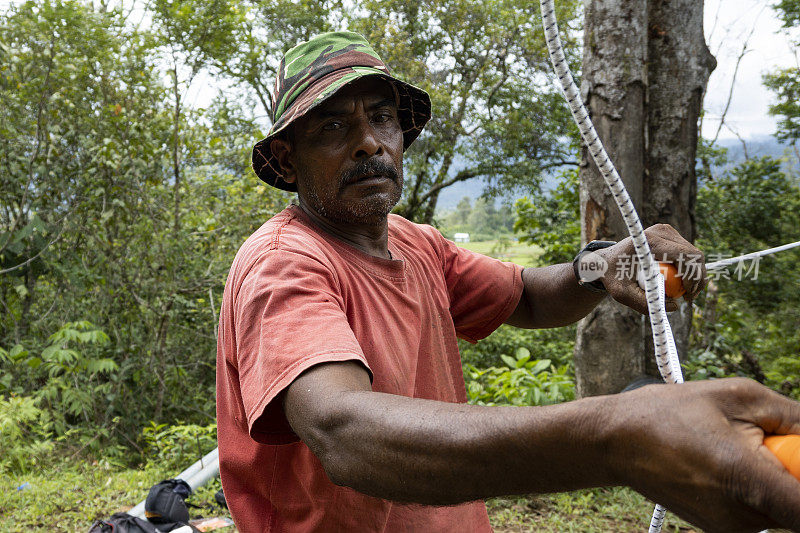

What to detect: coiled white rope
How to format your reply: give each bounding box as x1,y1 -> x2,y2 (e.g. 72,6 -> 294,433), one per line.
538,2 -> 683,531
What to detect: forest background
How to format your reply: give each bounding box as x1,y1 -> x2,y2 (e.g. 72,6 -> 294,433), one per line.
1,0 -> 799,530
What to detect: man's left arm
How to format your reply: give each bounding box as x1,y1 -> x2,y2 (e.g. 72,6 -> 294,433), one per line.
506,224 -> 707,329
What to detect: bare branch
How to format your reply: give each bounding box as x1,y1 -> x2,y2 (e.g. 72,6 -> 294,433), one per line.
710,27 -> 756,145
706,0 -> 724,46
419,167 -> 484,203
724,122 -> 749,160
706,3 -> 765,145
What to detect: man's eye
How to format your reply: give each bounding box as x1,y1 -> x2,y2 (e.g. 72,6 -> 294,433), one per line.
373,113 -> 394,123
322,121 -> 344,131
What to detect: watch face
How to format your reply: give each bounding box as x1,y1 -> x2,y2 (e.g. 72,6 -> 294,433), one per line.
576,251 -> 609,282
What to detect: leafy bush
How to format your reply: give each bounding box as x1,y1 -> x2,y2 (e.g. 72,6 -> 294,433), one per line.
460,324 -> 575,369
0,321 -> 122,464
142,422 -> 217,472
2,321 -> 117,432
0,394 -> 55,474
687,156 -> 800,397
465,347 -> 575,406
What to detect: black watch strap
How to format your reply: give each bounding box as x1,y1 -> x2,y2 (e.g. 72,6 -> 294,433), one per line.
572,240 -> 617,292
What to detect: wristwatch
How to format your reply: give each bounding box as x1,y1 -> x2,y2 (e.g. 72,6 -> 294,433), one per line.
572,240 -> 617,292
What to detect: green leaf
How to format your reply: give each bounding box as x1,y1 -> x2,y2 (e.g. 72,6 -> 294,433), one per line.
500,354 -> 516,368
14,284 -> 28,298
41,346 -> 58,360
9,344 -> 27,360
11,220 -> 35,243
85,358 -> 119,374
529,359 -> 552,375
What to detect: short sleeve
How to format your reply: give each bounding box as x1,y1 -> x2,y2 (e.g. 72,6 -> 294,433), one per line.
435,234 -> 524,343
234,249 -> 371,445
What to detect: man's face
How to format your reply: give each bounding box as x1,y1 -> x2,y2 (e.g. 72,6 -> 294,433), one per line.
275,76 -> 404,226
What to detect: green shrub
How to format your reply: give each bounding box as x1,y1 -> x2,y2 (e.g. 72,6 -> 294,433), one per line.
1,321 -> 117,432
460,324 -> 575,368
514,169 -> 581,266
0,394 -> 55,474
142,422 -> 217,472
465,347 -> 575,406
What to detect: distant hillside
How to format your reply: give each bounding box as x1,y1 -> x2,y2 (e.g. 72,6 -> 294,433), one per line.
716,136 -> 798,174
434,135 -> 798,213
436,167 -> 562,211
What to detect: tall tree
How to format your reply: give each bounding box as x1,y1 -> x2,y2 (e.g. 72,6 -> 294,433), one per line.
0,0 -> 169,344
573,0 -> 716,397
0,0 -> 288,443
764,0 -> 800,147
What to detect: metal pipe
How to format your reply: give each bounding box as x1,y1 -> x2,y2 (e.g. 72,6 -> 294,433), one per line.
184,454 -> 221,491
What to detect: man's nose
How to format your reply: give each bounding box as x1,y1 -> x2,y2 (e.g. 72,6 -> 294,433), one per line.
351,118 -> 383,160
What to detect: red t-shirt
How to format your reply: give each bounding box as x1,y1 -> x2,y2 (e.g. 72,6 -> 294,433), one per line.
216,205 -> 523,532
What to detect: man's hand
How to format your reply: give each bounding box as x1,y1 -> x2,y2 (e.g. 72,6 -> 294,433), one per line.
597,223 -> 707,314
606,378 -> 800,532
507,224 -> 706,328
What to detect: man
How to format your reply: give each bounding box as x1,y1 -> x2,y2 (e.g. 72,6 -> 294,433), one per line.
217,31 -> 800,532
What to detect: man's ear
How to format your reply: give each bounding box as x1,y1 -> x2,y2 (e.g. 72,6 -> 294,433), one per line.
270,137 -> 297,185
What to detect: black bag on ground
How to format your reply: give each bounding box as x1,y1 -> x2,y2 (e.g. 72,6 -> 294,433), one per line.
145,479 -> 192,524
88,511 -> 200,533
89,512 -> 160,533
214,488 -> 227,509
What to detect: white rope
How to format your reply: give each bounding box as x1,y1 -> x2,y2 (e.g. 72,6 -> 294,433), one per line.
706,240 -> 800,270
538,3 -> 682,531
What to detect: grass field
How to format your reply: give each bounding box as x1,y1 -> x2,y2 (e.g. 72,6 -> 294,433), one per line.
0,462 -> 697,532
455,239 -> 543,268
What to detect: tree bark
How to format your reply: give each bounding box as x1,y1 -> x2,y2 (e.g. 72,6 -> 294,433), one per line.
574,0 -> 715,397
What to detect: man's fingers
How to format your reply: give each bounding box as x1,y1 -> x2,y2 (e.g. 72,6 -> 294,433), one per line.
756,393 -> 800,437
723,381 -> 800,529
710,379 -> 800,529
643,225 -> 707,300
743,452 -> 800,531
604,224 -> 709,311
605,276 -> 649,314
718,378 -> 800,435
683,275 -> 708,301
604,271 -> 680,314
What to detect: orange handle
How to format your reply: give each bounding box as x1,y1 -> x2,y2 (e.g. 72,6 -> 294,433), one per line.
636,262 -> 686,298
658,262 -> 685,299
764,435 -> 800,480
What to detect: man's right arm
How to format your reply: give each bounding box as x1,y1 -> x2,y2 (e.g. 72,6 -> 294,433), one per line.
284,362 -> 800,532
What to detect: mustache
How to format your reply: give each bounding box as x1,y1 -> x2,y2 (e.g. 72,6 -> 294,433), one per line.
340,158 -> 400,185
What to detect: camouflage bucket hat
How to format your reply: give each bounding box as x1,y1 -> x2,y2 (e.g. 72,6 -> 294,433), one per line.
252,31 -> 432,191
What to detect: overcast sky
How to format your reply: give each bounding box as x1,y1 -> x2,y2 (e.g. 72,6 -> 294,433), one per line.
1,0 -> 796,140
702,0 -> 798,140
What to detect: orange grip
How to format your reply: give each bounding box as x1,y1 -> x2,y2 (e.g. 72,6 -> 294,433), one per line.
658,262 -> 685,299
764,435 -> 800,480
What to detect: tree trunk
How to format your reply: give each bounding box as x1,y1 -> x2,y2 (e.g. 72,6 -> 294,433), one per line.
574,0 -> 715,397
